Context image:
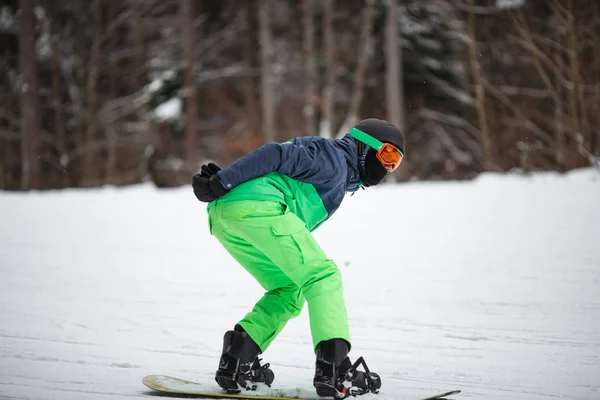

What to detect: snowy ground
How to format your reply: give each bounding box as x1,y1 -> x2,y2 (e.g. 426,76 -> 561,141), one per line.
1,168 -> 599,400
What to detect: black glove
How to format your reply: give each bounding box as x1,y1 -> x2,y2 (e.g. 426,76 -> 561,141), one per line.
192,171 -> 227,203
199,162 -> 221,179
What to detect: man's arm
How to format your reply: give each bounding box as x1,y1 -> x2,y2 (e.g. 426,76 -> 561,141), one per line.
216,139 -> 338,191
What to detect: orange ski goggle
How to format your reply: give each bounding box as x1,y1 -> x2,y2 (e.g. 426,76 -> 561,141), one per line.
375,142 -> 403,171
350,128 -> 404,172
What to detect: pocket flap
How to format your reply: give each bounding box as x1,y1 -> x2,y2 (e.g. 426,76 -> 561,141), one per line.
271,215 -> 306,236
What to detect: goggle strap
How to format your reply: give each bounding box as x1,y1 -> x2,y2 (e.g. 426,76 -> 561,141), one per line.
350,127 -> 404,156
350,128 -> 384,151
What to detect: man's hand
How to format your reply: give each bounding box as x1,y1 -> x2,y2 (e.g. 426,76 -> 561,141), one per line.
199,162 -> 221,179
192,163 -> 227,202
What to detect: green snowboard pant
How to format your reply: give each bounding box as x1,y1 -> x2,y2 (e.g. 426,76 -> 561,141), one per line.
208,200 -> 350,353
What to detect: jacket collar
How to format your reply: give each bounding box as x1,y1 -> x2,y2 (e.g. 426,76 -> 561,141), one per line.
337,135 -> 362,192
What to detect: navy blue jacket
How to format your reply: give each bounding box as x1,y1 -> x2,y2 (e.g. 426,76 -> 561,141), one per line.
214,134 -> 362,230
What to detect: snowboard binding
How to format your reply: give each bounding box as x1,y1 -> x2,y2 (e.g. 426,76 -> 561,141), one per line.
315,356 -> 381,398
215,327 -> 275,392
314,339 -> 381,398
336,357 -> 381,398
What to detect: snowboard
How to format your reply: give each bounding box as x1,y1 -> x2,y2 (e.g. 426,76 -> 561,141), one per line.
142,374 -> 461,400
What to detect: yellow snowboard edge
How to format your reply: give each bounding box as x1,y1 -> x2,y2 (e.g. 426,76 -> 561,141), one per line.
142,375 -> 304,400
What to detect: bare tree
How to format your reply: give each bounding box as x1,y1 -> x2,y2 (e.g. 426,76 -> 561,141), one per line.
19,0 -> 41,190
564,0 -> 591,157
592,0 -> 600,156
385,0 -> 404,132
466,0 -> 495,170
302,0 -> 317,137
105,1 -> 120,185
47,0 -> 67,187
320,0 -> 335,138
179,0 -> 199,163
82,0 -> 102,186
552,6 -> 565,166
507,1 -> 598,169
337,0 -> 376,137
243,0 -> 259,137
258,0 -> 276,142
385,0 -> 409,180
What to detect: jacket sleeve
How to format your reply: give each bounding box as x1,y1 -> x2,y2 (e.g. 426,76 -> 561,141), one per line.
216,139 -> 339,191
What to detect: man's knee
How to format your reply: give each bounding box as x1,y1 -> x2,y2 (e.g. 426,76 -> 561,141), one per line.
276,285 -> 305,317
302,263 -> 343,300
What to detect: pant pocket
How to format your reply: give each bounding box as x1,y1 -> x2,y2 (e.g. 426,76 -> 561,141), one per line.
270,213 -> 306,236
270,214 -> 319,265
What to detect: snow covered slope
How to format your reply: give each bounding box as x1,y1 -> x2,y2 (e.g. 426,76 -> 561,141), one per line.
1,169 -> 599,400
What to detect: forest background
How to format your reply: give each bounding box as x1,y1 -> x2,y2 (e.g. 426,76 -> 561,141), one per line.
1,0 -> 599,190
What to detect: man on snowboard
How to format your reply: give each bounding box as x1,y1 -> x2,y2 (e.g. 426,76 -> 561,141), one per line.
192,118 -> 405,398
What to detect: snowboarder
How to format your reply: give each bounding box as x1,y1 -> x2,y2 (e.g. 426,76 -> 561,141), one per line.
192,118 -> 404,398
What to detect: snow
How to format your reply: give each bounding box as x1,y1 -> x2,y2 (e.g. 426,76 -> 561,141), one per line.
421,57 -> 443,71
147,70 -> 177,94
147,79 -> 165,94
153,97 -> 182,121
1,168 -> 599,400
496,0 -> 525,10
34,6 -> 52,62
0,6 -> 15,32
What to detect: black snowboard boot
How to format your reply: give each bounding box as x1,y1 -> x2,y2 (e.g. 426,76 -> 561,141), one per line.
215,325 -> 275,392
313,339 -> 381,398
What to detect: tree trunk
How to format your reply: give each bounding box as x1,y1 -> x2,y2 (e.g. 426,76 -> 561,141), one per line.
258,0 -> 276,143
385,0 -> 409,180
552,4 -> 565,167
467,1 -> 495,170
385,0 -> 404,132
302,0 -> 317,137
243,0 -> 259,136
48,0 -> 68,187
320,0 -> 335,138
106,1 -> 119,184
337,0 -> 376,137
592,0 -> 600,156
566,0 -> 588,158
179,0 -> 199,163
18,0 -> 41,190
83,0 -> 102,186
134,1 -> 148,89
565,0 -> 579,138
513,9 -> 560,167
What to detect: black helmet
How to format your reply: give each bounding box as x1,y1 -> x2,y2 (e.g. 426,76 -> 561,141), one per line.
350,118 -> 405,155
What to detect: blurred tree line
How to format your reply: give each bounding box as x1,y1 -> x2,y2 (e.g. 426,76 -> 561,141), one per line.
0,0 -> 598,190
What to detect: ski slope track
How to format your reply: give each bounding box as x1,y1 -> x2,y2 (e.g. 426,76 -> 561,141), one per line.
1,168 -> 599,400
